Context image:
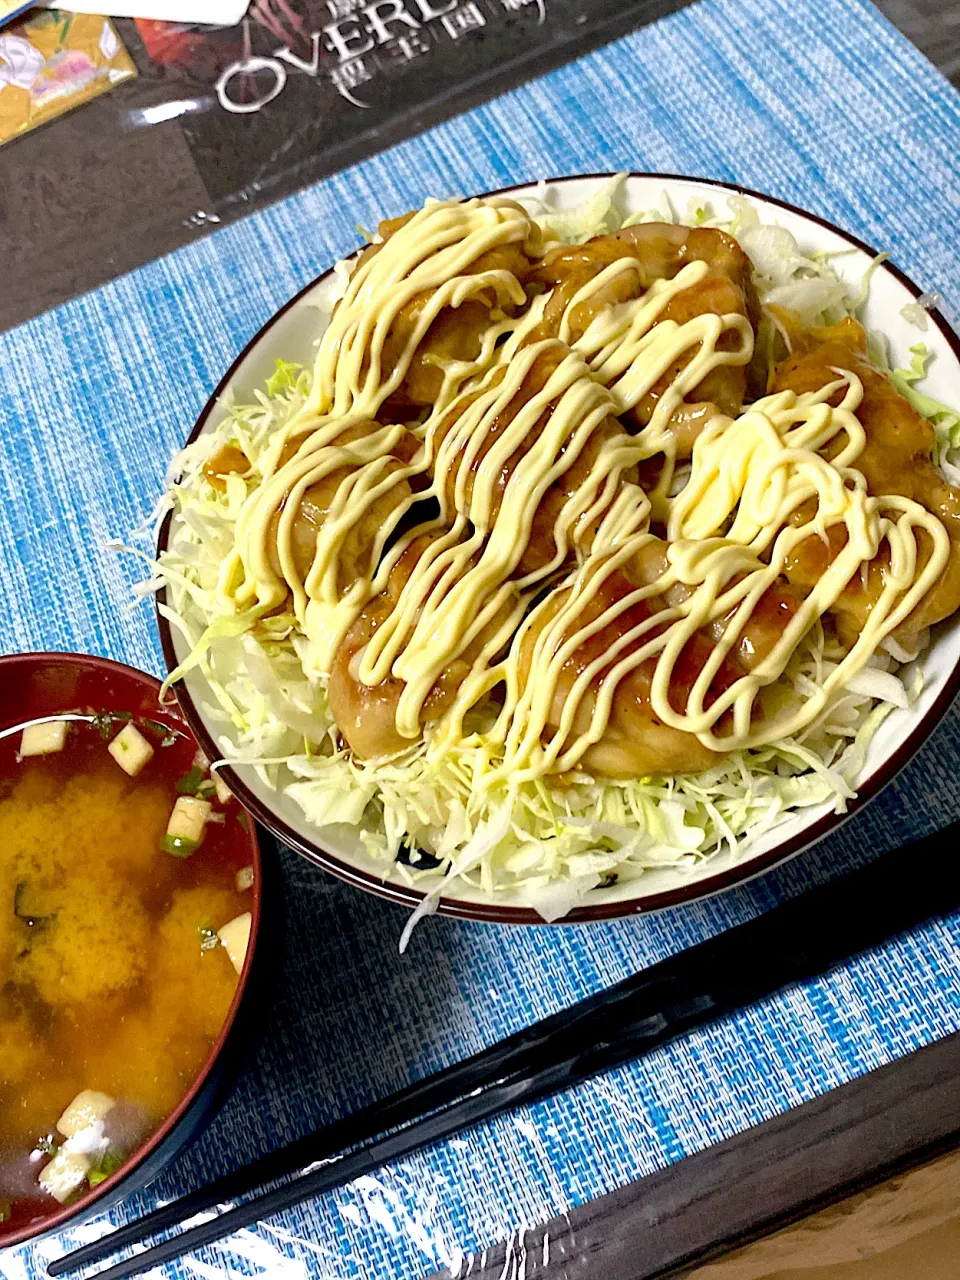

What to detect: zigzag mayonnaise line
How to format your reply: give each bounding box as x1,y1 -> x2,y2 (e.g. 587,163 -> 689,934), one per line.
301,197 -> 538,421
564,258 -> 755,513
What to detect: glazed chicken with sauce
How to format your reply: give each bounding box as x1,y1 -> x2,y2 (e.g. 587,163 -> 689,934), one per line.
267,422 -> 424,597
328,532 -> 518,760
772,318 -> 960,650
328,342 -> 650,758
320,224 -> 960,772
324,337 -> 806,774
207,420 -> 425,610
358,206 -> 540,412
427,342 -> 647,573
514,543 -> 802,777
532,223 -> 763,450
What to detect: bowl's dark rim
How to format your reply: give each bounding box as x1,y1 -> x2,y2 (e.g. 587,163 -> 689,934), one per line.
155,171 -> 960,926
0,651 -> 263,1250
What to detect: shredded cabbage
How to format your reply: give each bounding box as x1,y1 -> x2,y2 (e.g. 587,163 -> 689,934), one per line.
885,343 -> 960,479
144,181 -> 952,922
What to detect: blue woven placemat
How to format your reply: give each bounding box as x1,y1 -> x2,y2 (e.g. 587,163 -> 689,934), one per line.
3,0 -> 960,1275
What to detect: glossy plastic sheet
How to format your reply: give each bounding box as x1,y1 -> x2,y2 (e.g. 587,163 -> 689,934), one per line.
8,1144 -> 960,1279
0,0 -> 683,331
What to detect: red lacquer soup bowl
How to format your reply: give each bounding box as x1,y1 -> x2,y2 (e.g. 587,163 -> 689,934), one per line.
0,652 -> 266,1250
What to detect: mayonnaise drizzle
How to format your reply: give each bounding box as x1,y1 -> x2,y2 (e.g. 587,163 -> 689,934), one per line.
482,377 -> 949,782
300,197 -> 538,422
213,195 -> 951,781
365,340 -> 649,739
564,258 -> 755,514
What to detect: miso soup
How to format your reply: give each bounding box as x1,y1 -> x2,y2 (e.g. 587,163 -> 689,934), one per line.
0,713 -> 254,1236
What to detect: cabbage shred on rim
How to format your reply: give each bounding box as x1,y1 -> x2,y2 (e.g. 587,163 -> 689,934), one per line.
146,176 -> 955,922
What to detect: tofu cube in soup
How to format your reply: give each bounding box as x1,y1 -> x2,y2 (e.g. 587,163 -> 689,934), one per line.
218,912 -> 252,975
56,1090 -> 115,1138
38,1150 -> 91,1204
108,723 -> 155,776
213,772 -> 233,805
20,720 -> 68,756
235,865 -> 255,892
164,796 -> 211,856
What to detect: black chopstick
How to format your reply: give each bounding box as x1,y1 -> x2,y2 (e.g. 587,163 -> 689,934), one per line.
51,816 -> 960,1280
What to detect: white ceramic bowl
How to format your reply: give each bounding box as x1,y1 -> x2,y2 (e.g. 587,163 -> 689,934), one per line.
158,173 -> 960,923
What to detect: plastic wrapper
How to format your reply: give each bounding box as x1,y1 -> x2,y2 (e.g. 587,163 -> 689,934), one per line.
0,11 -> 135,143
